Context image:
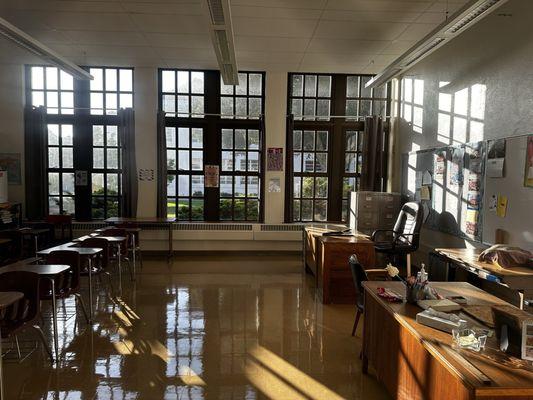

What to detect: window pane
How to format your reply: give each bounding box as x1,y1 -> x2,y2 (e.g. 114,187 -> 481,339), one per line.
247,199 -> 259,221
220,199 -> 232,220
303,99 -> 315,119
107,126 -> 118,146
360,100 -> 371,117
93,126 -> 104,146
120,93 -> 133,109
92,173 -> 104,194
167,197 -> 176,218
166,127 -> 176,148
167,175 -> 176,197
249,98 -> 261,117
46,67 -> 58,90
90,68 -> 104,91
31,67 -> 44,90
235,176 -> 246,197
107,148 -> 118,169
63,196 -> 75,214
191,96 -> 204,117
92,197 -> 105,219
49,197 -> 60,215
106,198 -> 118,217
293,131 -> 302,151
222,151 -> 233,171
48,147 -> 59,168
293,177 -> 301,198
301,200 -> 313,221
163,95 -> 175,113
236,73 -> 247,95
48,125 -> 59,145
177,95 -> 189,115
162,70 -> 175,92
191,72 -> 204,93
234,199 -> 245,220
346,100 -> 358,117
222,129 -> 233,149
248,130 -> 259,150
177,71 -> 189,93
220,176 -> 232,197
60,71 -> 73,90
93,148 -> 104,168
302,177 -> 314,198
235,97 -> 246,118
177,199 -> 189,220
47,91 -> 58,113
345,153 -> 357,173
178,175 -> 190,196
91,93 -> 104,115
191,150 -> 203,170
178,128 -> 189,148
106,93 -> 118,115
105,68 -> 117,91
178,150 -> 189,171
292,75 -> 303,96
62,125 -> 73,144
32,91 -> 44,107
191,176 -> 204,197
247,176 -> 259,197
221,97 -> 233,117
191,128 -> 203,148
316,99 -> 330,119
303,153 -> 314,172
303,131 -> 314,150
304,75 -> 317,97
221,81 -> 233,95
291,99 -> 302,118
48,173 -> 60,195
191,199 -> 203,220
248,152 -> 259,172
61,92 -> 74,114
249,74 -> 262,95
119,69 -> 133,92
62,148 -> 73,168
315,153 -> 327,173
235,151 -> 246,171
315,177 -> 328,198
317,76 -> 331,97
107,173 -> 119,194
235,130 -> 246,149
316,131 -> 328,151
314,200 -> 327,221
347,76 -> 359,98
293,200 -> 301,221
293,152 -> 302,173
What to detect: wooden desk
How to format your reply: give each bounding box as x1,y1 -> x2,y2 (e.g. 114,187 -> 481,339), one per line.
362,281 -> 533,400
434,248 -> 533,308
304,226 -> 375,304
105,217 -> 175,257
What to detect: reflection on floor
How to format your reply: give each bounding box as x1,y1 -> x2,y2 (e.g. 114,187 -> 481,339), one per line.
3,253 -> 390,399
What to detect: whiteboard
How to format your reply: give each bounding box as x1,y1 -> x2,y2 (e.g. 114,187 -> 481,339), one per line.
482,135 -> 533,251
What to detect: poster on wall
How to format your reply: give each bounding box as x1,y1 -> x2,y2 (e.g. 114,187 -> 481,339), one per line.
0,153 -> 21,185
435,153 -> 445,179
525,135 -> 533,187
449,147 -> 464,186
267,148 -> 283,171
204,165 -> 219,188
487,139 -> 506,178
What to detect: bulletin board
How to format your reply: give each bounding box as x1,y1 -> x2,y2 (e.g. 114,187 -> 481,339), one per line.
401,141 -> 486,242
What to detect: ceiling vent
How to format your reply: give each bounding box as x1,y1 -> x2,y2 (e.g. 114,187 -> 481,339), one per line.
0,16 -> 92,80
366,0 -> 508,89
203,0 -> 239,85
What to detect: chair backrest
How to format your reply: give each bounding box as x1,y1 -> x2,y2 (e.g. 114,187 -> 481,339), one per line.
45,214 -> 73,241
80,237 -> 110,268
392,201 -> 424,251
349,255 -> 368,307
0,271 -> 40,328
45,250 -> 81,291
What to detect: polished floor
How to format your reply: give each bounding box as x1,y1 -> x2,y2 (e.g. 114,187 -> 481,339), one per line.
3,254 -> 390,400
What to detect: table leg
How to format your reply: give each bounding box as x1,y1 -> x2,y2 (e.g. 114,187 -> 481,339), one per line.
88,257 -> 93,323
49,278 -> 59,362
132,234 -> 136,280
0,327 -> 4,400
117,244 -> 122,294
34,235 -> 38,257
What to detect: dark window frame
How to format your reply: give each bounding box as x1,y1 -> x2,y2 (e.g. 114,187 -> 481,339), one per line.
285,73 -> 390,223
158,69 -> 266,222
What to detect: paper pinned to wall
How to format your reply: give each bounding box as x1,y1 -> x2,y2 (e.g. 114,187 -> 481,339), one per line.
496,195 -> 508,218
420,185 -> 431,201
487,158 -> 504,178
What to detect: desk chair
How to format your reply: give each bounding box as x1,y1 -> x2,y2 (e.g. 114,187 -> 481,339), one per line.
349,255 -> 390,336
371,201 -> 423,277
0,271 -> 53,362
45,215 -> 73,243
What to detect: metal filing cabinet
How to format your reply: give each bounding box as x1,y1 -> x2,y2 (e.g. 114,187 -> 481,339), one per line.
348,191 -> 401,235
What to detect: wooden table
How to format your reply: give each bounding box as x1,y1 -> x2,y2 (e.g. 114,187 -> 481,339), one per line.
304,226 -> 376,304
37,244 -> 102,322
0,264 -> 71,362
0,291 -> 23,400
362,281 -> 533,399
434,248 -> 533,308
105,217 -> 175,258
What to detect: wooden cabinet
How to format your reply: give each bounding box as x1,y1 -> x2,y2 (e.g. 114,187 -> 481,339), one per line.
305,227 -> 376,304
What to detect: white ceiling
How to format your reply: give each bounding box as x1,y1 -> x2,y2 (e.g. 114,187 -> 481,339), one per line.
0,0 -> 469,73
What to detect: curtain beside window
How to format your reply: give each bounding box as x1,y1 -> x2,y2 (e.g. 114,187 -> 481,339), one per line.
119,108 -> 137,217
24,106 -> 47,220
156,111 -> 167,218
360,116 -> 385,192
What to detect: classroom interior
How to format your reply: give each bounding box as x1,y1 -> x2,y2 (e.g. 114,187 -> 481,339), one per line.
0,0 -> 533,399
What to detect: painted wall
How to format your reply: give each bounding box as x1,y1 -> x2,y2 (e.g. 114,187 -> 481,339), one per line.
393,0 -> 533,254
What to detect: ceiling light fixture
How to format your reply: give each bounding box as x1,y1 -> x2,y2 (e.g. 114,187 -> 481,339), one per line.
203,0 -> 239,85
0,16 -> 92,80
365,0 -> 508,89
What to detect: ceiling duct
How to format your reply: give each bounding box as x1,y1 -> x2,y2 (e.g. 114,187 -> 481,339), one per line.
366,0 -> 508,89
0,16 -> 92,80
203,0 -> 239,85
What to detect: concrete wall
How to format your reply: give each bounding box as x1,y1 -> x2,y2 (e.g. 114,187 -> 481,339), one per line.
393,0 -> 533,255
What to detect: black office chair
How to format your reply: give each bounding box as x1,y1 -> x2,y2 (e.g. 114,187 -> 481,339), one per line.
349,255 -> 389,337
371,201 -> 424,277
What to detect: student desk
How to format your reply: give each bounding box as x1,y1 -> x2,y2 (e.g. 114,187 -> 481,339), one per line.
362,281 -> 533,400
105,217 -> 175,258
432,248 -> 533,308
304,226 -> 375,304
